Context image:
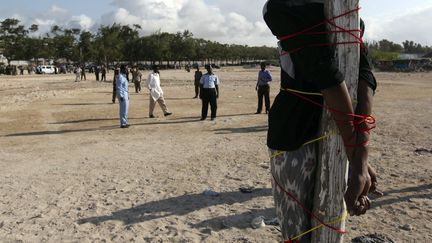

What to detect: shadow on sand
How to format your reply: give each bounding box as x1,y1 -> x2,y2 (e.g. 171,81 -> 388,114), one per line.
371,183 -> 432,208
213,125 -> 268,134
78,188 -> 274,231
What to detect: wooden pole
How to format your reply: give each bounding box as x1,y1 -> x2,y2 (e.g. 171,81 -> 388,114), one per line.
311,1 -> 360,242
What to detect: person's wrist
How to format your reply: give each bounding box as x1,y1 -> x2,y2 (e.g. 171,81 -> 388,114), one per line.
349,153 -> 368,174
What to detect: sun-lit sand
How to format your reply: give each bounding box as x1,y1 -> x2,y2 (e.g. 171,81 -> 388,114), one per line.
0,67 -> 431,242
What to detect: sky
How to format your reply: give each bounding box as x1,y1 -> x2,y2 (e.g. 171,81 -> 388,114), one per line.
0,0 -> 431,47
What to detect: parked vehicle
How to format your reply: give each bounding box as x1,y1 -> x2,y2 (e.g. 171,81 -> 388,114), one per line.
36,65 -> 56,74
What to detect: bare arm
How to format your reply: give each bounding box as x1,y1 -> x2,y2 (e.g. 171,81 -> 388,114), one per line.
321,81 -> 372,216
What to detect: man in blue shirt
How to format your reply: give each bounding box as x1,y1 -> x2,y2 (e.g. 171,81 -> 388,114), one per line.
199,64 -> 220,120
116,65 -> 129,128
256,62 -> 273,114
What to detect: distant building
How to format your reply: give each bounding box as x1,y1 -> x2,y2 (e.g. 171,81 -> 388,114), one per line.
10,60 -> 30,66
399,53 -> 422,60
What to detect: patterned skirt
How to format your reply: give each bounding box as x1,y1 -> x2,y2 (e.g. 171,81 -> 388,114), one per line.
269,143 -> 317,242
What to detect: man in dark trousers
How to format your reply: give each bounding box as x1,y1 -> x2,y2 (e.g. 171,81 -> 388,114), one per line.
101,65 -> 107,82
199,64 -> 220,121
80,65 -> 86,80
193,66 -> 202,98
256,62 -> 273,114
112,66 -> 119,103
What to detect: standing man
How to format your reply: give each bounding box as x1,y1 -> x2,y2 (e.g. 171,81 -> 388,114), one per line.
132,67 -> 142,93
101,65 -> 107,82
199,64 -> 220,121
146,65 -> 172,118
74,66 -> 81,82
80,65 -> 86,81
256,62 -> 273,114
112,66 -> 119,103
193,66 -> 202,98
95,66 -> 100,81
116,65 -> 129,128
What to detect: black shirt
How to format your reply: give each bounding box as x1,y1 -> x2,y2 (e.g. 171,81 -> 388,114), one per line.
264,1 -> 377,151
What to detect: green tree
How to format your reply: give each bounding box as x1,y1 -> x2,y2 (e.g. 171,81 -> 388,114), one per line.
0,18 -> 29,63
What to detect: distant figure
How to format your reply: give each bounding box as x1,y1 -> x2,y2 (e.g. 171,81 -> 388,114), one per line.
193,66 -> 202,98
74,66 -> 81,82
80,66 -> 86,80
146,65 -> 172,118
125,65 -> 130,82
132,67 -> 142,93
95,66 -> 100,81
112,67 -> 119,103
101,65 -> 107,82
199,64 -> 220,121
116,65 -> 129,128
255,62 -> 273,114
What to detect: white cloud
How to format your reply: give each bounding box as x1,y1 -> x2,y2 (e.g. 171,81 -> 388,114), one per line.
69,15 -> 94,30
99,0 -> 274,46
49,5 -> 68,16
363,6 -> 432,45
3,0 -> 429,47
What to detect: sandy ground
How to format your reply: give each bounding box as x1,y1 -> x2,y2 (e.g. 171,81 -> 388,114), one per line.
0,67 -> 431,243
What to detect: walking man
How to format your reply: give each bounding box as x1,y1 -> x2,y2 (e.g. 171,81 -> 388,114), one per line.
200,64 -> 220,121
132,67 -> 142,93
194,66 -> 202,98
116,65 -> 129,128
256,62 -> 273,114
146,65 -> 172,118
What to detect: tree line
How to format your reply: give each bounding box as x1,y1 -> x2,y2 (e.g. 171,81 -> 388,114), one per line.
0,18 -> 278,67
364,39 -> 432,61
2,18 -> 431,65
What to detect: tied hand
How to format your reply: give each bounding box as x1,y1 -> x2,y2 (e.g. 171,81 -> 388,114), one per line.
368,164 -> 384,196
345,168 -> 372,216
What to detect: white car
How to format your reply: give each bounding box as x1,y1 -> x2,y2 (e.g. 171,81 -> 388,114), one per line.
37,65 -> 56,74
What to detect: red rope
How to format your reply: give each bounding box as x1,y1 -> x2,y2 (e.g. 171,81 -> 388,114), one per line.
278,7 -> 364,54
272,174 -> 347,238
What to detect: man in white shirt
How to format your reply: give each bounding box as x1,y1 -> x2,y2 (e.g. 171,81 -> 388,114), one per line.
146,65 -> 172,118
199,64 -> 220,120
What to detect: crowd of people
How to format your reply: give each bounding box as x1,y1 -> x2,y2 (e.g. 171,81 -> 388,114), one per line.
110,63 -> 271,127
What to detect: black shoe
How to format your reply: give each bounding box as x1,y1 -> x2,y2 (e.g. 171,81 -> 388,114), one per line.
120,124 -> 130,128
211,117 -> 216,121
164,112 -> 172,117
200,117 -> 206,121
149,115 -> 155,118
193,96 -> 198,99
255,111 -> 261,114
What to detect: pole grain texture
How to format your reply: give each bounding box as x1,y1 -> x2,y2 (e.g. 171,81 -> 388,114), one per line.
311,1 -> 360,242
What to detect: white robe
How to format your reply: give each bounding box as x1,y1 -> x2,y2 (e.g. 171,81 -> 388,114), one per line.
147,72 -> 163,101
